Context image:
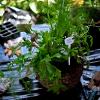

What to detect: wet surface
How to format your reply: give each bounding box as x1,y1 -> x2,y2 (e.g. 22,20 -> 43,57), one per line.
0,44 -> 42,99
0,24 -> 50,99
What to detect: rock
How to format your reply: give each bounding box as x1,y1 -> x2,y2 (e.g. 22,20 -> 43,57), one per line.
0,78 -> 11,94
88,71 -> 100,89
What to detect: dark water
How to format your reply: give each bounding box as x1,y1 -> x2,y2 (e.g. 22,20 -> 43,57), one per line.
0,24 -> 50,100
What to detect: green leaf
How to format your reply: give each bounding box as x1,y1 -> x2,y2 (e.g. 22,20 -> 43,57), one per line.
52,53 -> 62,58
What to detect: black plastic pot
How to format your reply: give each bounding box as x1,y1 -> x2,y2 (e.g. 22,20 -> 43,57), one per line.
49,57 -> 83,88
50,57 -> 83,73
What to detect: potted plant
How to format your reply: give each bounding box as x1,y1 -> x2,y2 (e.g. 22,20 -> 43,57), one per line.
18,0 -> 93,95
7,0 -> 93,99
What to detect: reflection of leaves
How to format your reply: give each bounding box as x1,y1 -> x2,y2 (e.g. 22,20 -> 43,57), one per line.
16,65 -> 21,72
19,77 -> 33,92
0,71 -> 4,77
8,63 -> 13,71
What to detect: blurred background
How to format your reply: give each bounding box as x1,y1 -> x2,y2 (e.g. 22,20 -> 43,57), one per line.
0,0 -> 100,24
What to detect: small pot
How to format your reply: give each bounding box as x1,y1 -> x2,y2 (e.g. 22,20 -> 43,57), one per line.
51,57 -> 83,88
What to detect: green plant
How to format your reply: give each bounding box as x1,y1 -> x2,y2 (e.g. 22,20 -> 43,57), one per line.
8,0 -> 93,94
22,0 -> 93,93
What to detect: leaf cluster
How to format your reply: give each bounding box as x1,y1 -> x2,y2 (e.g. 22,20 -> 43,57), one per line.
6,0 -> 93,93
29,0 -> 93,93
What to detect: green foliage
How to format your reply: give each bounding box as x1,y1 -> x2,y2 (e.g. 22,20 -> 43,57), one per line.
8,53 -> 33,74
4,0 -> 93,94
26,0 -> 93,93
